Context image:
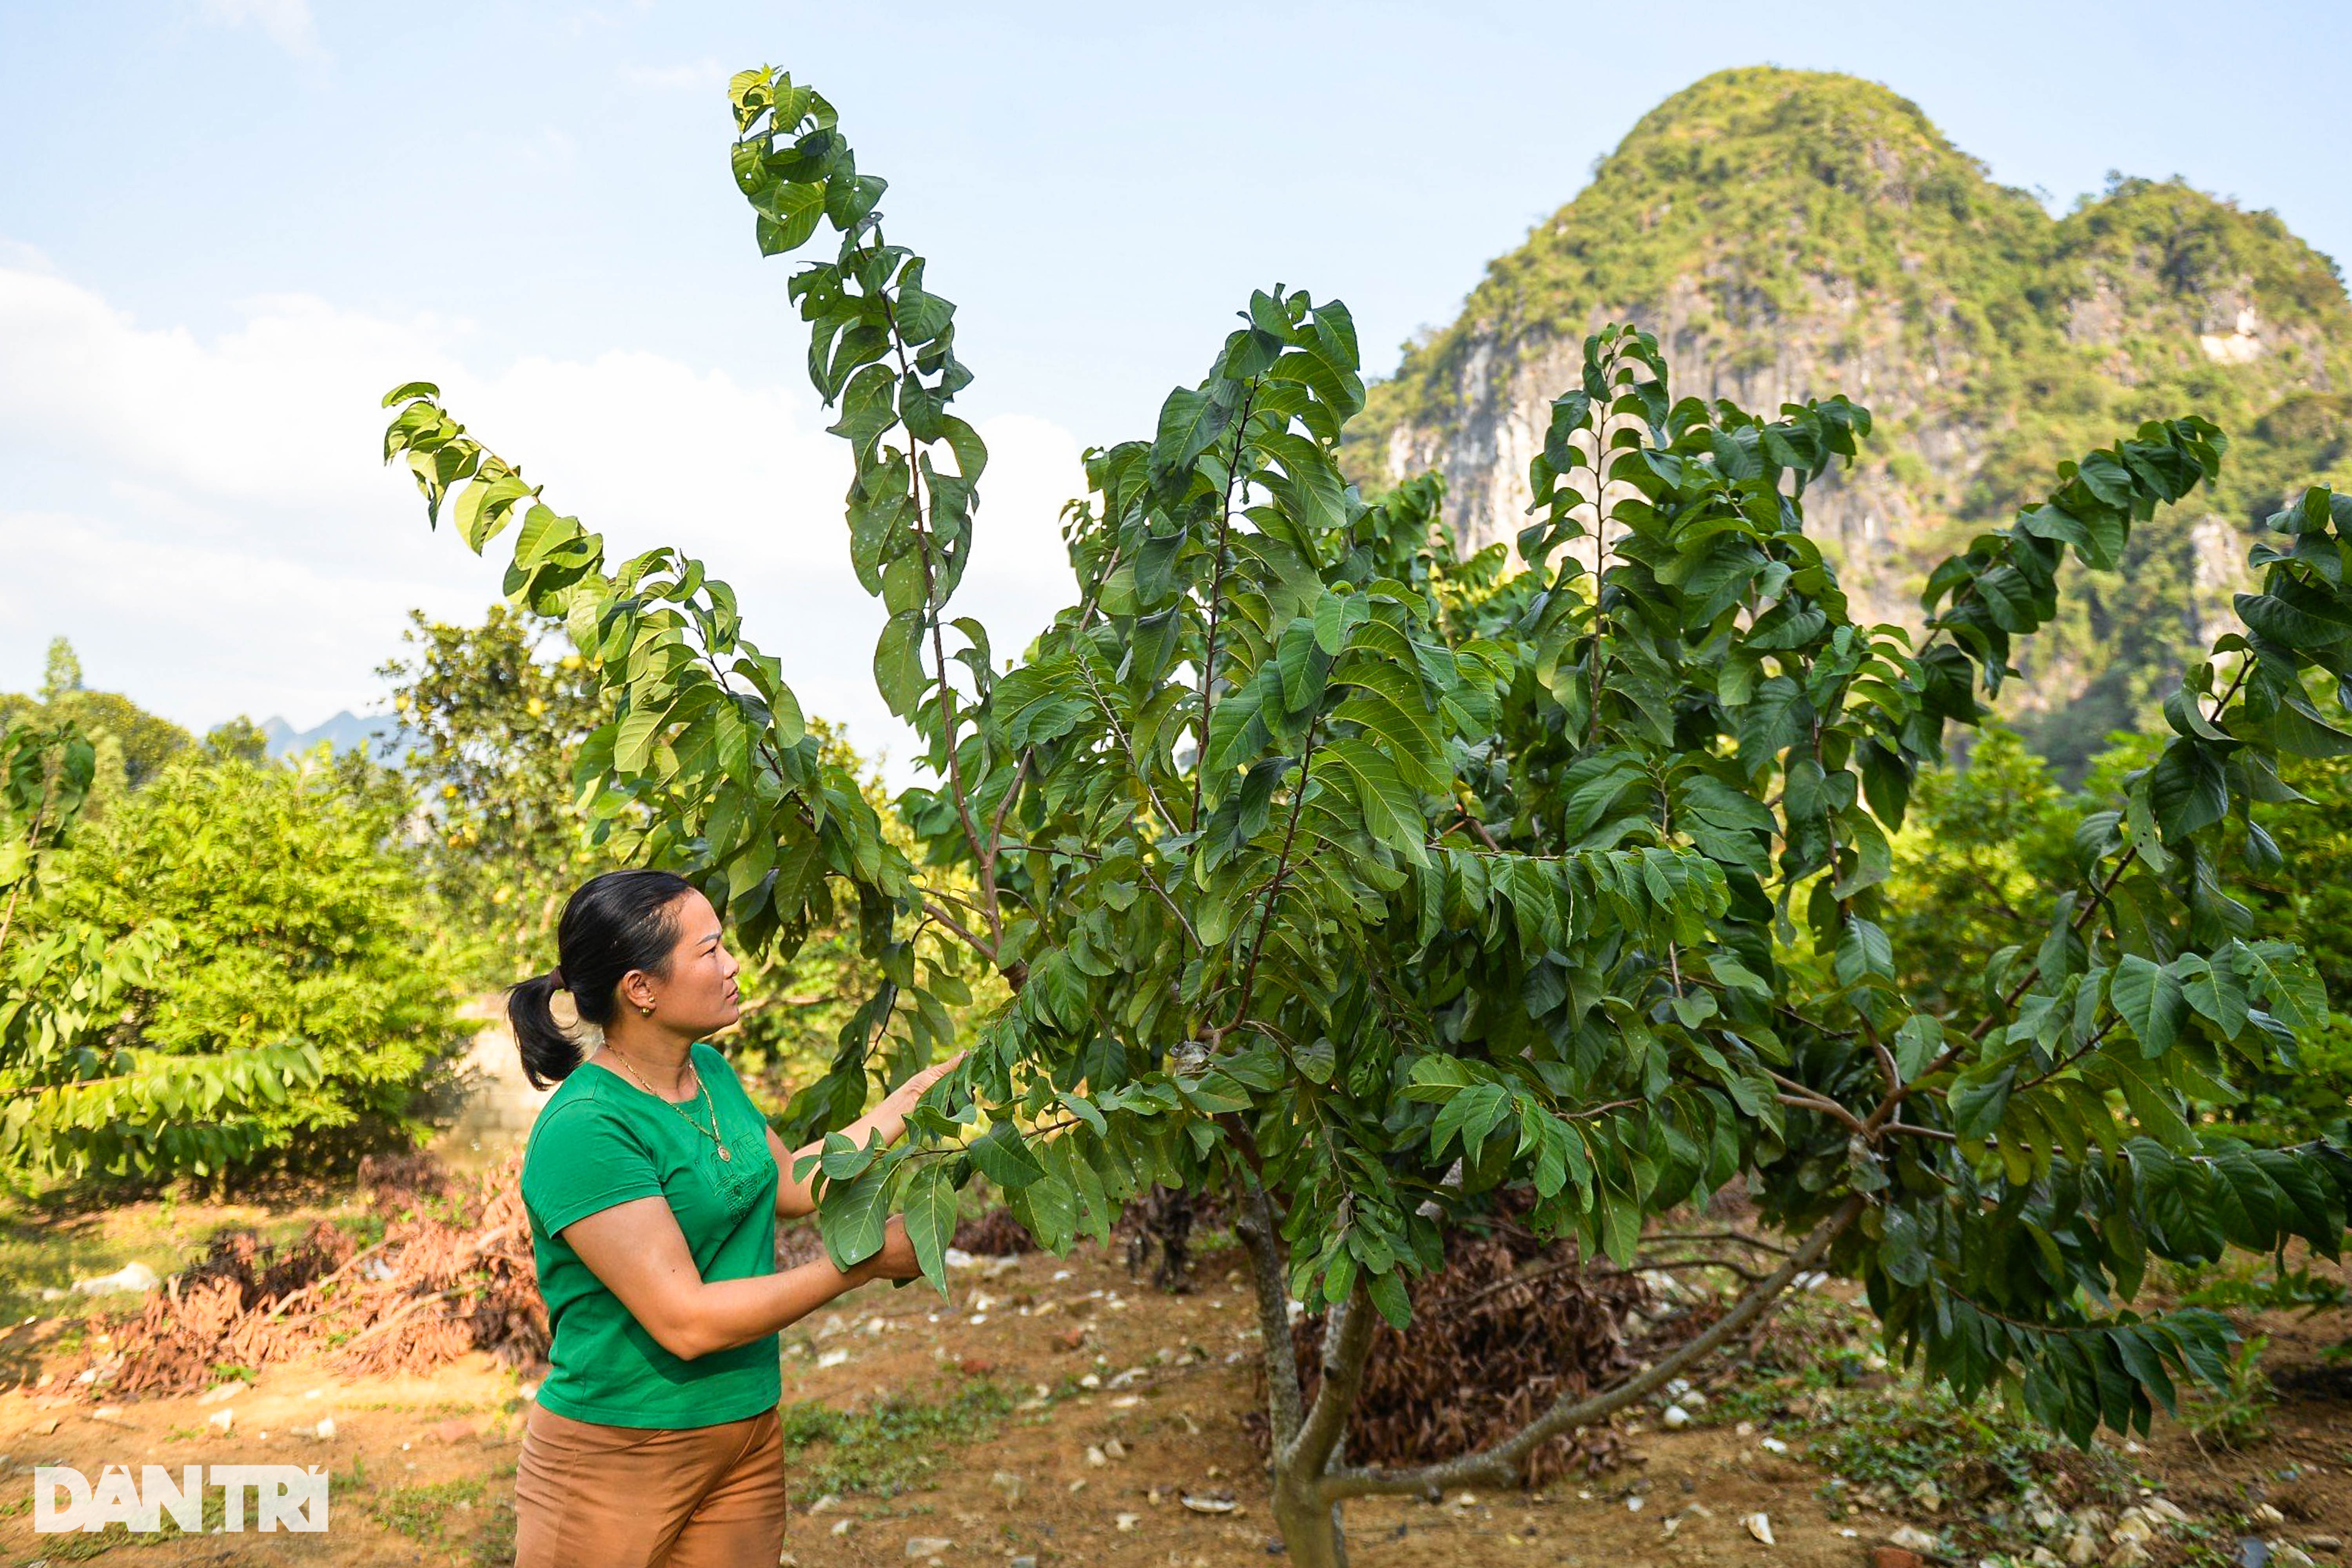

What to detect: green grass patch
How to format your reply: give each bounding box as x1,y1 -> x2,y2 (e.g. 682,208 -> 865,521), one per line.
780,1379 -> 1015,1504
368,1475 -> 489,1543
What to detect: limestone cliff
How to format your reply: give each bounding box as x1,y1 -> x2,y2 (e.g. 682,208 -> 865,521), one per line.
1350,67 -> 2352,765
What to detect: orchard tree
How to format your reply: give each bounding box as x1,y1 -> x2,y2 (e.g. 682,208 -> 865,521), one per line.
383,69 -> 2352,1565
380,604 -> 606,976
0,722 -> 323,1178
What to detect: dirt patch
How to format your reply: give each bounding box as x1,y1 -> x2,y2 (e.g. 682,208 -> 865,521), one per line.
0,1236 -> 2349,1566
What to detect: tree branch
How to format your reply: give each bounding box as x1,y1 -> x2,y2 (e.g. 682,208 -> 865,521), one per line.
918,900 -> 993,958
1227,722 -> 1320,1035
1236,1176 -> 1305,1451
1188,381 -> 1259,842
1767,1071 -> 1866,1135
873,225 -> 995,941
1285,1281 -> 1376,1476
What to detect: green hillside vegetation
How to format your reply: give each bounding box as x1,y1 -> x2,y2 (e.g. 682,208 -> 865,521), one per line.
1354,66 -> 2352,765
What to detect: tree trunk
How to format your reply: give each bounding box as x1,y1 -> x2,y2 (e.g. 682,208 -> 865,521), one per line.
1271,1466 -> 1350,1568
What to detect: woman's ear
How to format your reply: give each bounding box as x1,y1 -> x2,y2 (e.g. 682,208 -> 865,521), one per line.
620,971 -> 659,1016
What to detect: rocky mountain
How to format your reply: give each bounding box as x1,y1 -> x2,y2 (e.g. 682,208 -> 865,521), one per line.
260,711 -> 410,760
1348,66 -> 2352,767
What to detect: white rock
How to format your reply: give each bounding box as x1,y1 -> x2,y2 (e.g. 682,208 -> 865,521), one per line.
1744,1512 -> 1776,1545
2256,1506 -> 2290,1527
1760,1437 -> 1789,1455
71,1263 -> 158,1296
1085,1446 -> 1108,1468
1890,1525 -> 1938,1552
1663,1405 -> 1692,1429
1116,1513 -> 1141,1532
1628,1496 -> 1645,1512
904,1537 -> 952,1559
815,1349 -> 850,1370
206,1409 -> 234,1432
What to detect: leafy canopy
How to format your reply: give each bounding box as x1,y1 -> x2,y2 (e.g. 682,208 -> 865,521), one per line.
0,731 -> 463,1180
385,66 -> 2352,1459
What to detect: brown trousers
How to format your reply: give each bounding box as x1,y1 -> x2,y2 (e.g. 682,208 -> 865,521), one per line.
514,1402 -> 787,1568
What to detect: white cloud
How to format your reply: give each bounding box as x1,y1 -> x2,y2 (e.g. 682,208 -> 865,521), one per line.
196,0 -> 326,59
0,262 -> 1087,786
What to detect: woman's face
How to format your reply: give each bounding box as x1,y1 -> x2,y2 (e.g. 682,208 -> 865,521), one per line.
630,889 -> 741,1035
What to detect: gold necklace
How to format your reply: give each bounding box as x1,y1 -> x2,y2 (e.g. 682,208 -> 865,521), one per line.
605,1049 -> 732,1162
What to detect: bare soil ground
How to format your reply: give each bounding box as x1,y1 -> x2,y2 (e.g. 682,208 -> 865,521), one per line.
2,1224 -> 2349,1568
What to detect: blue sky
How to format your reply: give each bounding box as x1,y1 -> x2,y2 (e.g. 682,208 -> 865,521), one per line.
3,0 -> 2346,777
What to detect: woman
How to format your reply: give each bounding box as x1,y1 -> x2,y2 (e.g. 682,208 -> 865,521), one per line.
504,868 -> 959,1568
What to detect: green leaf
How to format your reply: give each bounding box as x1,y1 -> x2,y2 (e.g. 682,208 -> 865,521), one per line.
1366,1269 -> 1412,1330
1020,1170 -> 1076,1253
2229,940 -> 2326,1032
874,611 -> 926,717
969,1120 -> 1044,1191
1879,1206 -> 1931,1287
1952,1067 -> 2015,1142
2148,739 -> 2229,841
2176,954 -> 2249,1040
1893,1014 -> 1944,1082
902,1163 -> 958,1294
820,1161 -> 893,1270
2110,955 -> 2188,1058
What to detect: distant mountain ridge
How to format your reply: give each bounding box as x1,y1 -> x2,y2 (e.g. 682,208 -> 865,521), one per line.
1348,66 -> 2352,765
260,711 -> 411,760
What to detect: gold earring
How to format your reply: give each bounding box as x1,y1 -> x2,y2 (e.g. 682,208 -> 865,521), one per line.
637,1002 -> 654,1017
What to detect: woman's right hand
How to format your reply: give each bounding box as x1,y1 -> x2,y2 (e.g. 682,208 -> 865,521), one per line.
858,1216 -> 923,1283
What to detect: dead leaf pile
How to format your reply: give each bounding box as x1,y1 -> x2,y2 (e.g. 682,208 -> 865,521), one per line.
103,1153 -> 546,1397
1259,1213 -> 1716,1486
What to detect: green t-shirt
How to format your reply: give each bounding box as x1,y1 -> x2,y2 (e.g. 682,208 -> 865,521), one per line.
520,1042 -> 782,1428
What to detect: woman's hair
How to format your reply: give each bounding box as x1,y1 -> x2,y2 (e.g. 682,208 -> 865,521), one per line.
508,869 -> 698,1089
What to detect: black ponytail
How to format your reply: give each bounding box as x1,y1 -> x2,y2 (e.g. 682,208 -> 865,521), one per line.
508,869 -> 697,1089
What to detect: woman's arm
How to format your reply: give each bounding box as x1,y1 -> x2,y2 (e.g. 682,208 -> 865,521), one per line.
771,1050 -> 967,1220
562,1196 -> 920,1361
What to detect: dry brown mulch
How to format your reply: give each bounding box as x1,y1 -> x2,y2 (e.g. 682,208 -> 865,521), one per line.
100,1152 -> 544,1397
1260,1212 -> 1723,1488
